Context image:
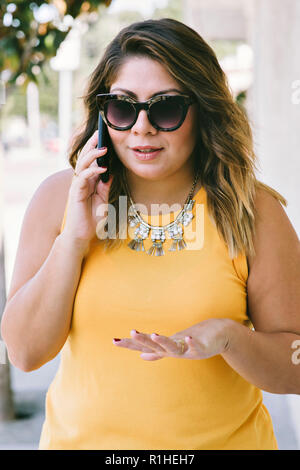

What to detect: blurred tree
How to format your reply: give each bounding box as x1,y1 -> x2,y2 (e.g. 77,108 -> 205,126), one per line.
236,89 -> 247,109
0,0 -> 112,89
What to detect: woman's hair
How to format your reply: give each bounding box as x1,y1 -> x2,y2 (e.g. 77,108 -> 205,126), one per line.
69,17 -> 287,259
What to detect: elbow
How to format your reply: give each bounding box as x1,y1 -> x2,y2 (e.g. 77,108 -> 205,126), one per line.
10,356 -> 43,373
5,346 -> 37,372
8,344 -> 48,372
1,314 -> 60,372
1,332 -> 40,373
1,312 -> 40,372
6,345 -> 55,372
14,362 -> 36,373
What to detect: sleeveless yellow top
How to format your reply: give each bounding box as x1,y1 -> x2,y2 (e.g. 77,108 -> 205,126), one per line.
39,185 -> 278,450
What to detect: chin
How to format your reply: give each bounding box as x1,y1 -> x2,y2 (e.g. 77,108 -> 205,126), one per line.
131,166 -> 169,181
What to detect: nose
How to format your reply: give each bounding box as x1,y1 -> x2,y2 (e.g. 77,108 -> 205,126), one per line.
131,109 -> 157,135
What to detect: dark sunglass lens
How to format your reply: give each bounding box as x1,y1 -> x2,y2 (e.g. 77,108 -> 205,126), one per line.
105,100 -> 135,127
150,99 -> 183,129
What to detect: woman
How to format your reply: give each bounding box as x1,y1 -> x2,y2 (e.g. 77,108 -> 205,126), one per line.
2,18 -> 300,450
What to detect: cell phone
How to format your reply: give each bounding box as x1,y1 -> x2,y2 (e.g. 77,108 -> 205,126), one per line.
96,112 -> 110,183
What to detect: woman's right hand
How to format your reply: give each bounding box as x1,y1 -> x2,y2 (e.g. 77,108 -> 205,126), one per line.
62,130 -> 114,248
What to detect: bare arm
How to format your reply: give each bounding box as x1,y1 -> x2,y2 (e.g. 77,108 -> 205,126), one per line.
2,233 -> 88,372
221,188 -> 300,394
221,319 -> 300,394
1,134 -> 112,372
1,170 -> 88,371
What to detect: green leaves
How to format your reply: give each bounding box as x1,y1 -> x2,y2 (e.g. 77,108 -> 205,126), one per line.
0,0 -> 112,87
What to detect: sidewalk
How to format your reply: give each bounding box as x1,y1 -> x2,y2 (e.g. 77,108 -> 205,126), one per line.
0,389 -> 45,450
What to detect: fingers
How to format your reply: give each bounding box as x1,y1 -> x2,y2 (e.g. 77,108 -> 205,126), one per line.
184,336 -> 194,352
112,331 -> 166,354
130,330 -> 167,353
74,129 -> 109,174
112,331 -> 191,357
152,334 -> 188,355
112,338 -> 155,354
72,166 -> 107,189
94,170 -> 114,191
81,129 -> 99,155
140,353 -> 163,361
75,147 -> 108,176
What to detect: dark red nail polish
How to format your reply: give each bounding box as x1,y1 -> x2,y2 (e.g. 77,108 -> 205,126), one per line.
113,338 -> 121,342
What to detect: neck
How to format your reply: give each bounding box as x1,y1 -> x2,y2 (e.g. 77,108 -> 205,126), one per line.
123,165 -> 200,215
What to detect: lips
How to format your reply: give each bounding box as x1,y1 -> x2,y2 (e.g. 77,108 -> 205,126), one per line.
132,146 -> 163,152
131,146 -> 163,161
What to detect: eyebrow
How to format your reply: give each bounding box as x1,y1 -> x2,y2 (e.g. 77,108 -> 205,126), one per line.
109,88 -> 182,98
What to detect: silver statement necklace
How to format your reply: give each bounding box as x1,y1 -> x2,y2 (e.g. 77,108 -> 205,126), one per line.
124,170 -> 200,256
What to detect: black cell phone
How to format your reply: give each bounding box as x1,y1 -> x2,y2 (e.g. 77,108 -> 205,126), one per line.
96,112 -> 110,183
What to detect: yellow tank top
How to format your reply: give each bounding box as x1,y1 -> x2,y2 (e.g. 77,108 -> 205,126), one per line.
39,185 -> 278,450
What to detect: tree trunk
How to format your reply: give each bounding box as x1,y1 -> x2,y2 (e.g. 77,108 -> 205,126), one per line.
0,112 -> 15,422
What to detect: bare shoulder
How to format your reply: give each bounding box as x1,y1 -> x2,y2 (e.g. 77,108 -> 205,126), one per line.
4,167 -> 74,303
247,186 -> 299,273
246,186 -> 300,333
33,167 -> 74,235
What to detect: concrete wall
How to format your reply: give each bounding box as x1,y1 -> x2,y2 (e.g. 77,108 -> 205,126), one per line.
249,0 -> 300,237
185,0 -> 248,40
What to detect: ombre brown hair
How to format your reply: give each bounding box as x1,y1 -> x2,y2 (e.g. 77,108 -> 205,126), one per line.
68,17 -> 287,259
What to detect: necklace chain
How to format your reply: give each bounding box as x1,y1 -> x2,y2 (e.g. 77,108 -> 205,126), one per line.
123,169 -> 200,256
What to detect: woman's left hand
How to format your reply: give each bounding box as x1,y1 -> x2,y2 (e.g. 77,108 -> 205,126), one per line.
112,318 -> 233,361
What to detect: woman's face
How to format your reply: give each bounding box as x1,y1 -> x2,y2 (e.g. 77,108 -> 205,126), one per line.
107,56 -> 198,182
